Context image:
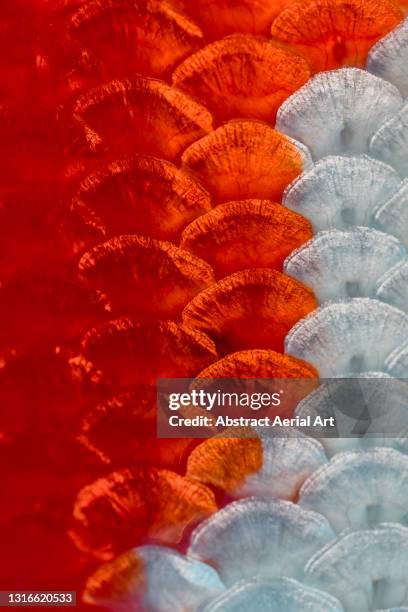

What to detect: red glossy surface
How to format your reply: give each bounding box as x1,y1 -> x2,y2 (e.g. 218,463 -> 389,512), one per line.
0,0 -> 327,601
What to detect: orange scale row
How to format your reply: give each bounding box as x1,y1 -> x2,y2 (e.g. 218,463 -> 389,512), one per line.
1,0 -> 406,116
77,349 -> 317,473
0,0 -> 326,462
1,0 -> 403,264
68,350 -> 318,561
71,266 -> 317,387
69,467 -> 218,562
55,0 -> 326,572
55,53 -> 321,557
62,119 -> 311,253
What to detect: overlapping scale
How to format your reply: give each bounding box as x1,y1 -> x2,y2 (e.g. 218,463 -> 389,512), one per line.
283,155 -> 402,232
239,433 -> 328,500
181,0 -> 296,39
78,235 -> 214,318
68,0 -> 203,79
285,298 -> 408,376
295,375 -> 408,456
201,577 -> 344,612
83,545 -> 224,612
196,349 -> 318,378
386,339 -> 408,376
284,228 -> 406,302
74,76 -> 213,160
9,0 -> 408,601
305,525 -> 408,611
276,69 -> 402,159
188,498 -> 334,586
299,448 -> 408,532
186,436 -> 263,496
368,18 -> 408,96
374,180 -> 408,248
183,269 -> 317,355
68,155 -> 211,249
180,200 -> 313,278
328,434 -> 408,458
271,0 -> 402,72
70,468 -> 217,560
369,101 -> 408,176
78,388 -> 195,469
57,110 -> 106,186
376,258 -> 408,311
81,317 -> 217,387
181,120 -> 311,204
187,432 -> 327,501
172,35 -> 310,122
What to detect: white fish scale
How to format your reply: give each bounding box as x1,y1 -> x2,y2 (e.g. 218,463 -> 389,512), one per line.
370,101 -> 408,176
284,227 -> 406,302
374,180 -> 408,248
187,498 -> 334,586
276,68 -> 402,159
299,448 -> 408,532
304,525 -> 408,611
200,577 -> 344,612
235,433 -> 327,500
295,376 -> 408,457
368,18 -> 408,96
376,257 -> 408,311
285,298 -> 408,376
283,155 -> 402,232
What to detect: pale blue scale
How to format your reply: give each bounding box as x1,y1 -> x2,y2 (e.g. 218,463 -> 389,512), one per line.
376,258 -> 408,311
284,228 -> 406,302
305,525 -> 408,611
370,101 -> 408,177
187,498 -> 334,587
200,577 -> 344,612
294,375 -> 408,457
283,155 -> 401,232
368,17 -> 408,96
235,431 -> 327,500
83,545 -> 225,612
276,69 -> 402,159
386,340 -> 408,376
285,298 -> 408,376
299,448 -> 408,532
374,180 -> 408,248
